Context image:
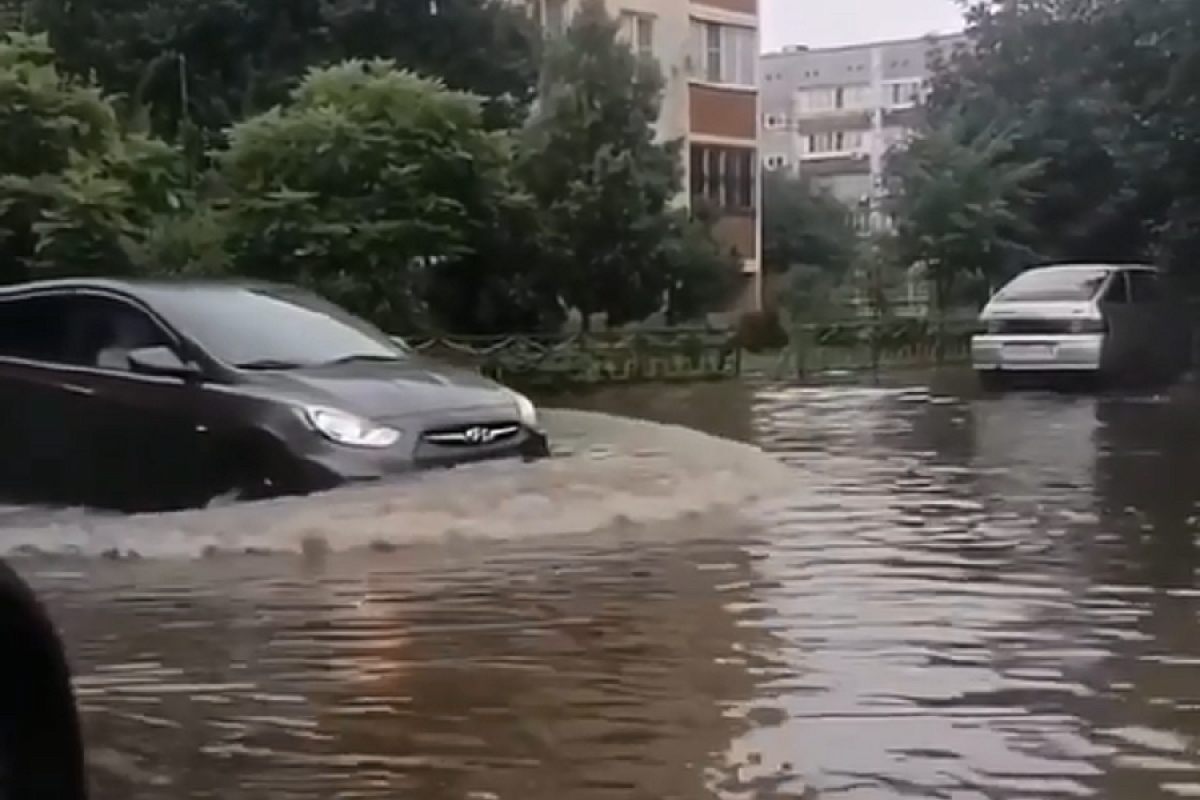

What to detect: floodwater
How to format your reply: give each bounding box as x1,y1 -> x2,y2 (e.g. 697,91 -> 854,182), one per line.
14,372 -> 1200,799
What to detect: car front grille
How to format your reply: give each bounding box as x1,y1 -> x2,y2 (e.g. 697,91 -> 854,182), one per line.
991,318 -> 1076,335
422,423 -> 521,447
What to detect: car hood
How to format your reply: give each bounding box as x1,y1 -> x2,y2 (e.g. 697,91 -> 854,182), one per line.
246,358 -> 518,421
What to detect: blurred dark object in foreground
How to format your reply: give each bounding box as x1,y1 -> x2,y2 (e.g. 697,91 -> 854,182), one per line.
0,559 -> 88,800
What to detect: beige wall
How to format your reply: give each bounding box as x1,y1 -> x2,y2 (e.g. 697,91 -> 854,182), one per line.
527,0 -> 692,143
527,0 -> 763,310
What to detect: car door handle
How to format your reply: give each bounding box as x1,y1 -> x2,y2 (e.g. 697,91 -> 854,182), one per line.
61,383 -> 94,396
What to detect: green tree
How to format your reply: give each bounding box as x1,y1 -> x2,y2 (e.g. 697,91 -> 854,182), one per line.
517,0 -> 692,329
761,170 -> 860,319
660,205 -> 743,325
882,109 -> 1042,314
31,0 -> 540,140
761,170 -> 858,275
927,0 -> 1180,268
0,32 -> 186,281
218,60 -> 520,333
1095,0 -> 1200,282
421,185 -> 567,335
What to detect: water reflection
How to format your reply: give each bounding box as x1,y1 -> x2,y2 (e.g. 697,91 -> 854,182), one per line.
23,375 -> 1200,799
741,382 -> 1200,798
41,535 -> 779,800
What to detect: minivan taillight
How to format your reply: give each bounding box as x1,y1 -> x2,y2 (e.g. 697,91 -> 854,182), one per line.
1068,318 -> 1106,334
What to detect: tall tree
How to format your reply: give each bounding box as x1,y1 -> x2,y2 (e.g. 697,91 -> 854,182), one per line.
760,170 -> 861,319
761,171 -> 859,276
0,32 -> 185,282
927,0 -> 1189,268
518,0 -> 698,328
218,60 -> 520,333
883,109 -> 1043,314
660,204 -> 743,324
30,0 -> 540,140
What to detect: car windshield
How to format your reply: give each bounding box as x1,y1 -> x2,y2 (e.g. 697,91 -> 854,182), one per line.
148,285 -> 409,368
993,266 -> 1113,302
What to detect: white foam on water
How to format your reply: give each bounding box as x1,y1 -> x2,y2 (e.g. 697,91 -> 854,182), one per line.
0,409 -> 792,560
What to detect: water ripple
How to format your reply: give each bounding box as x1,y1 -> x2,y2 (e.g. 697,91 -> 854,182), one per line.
16,377 -> 1200,799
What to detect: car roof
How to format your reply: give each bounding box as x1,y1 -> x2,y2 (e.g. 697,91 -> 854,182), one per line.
1026,262 -> 1157,272
0,276 -> 299,303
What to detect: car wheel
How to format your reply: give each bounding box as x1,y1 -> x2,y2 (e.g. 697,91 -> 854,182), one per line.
202,442 -> 291,509
205,466 -> 283,508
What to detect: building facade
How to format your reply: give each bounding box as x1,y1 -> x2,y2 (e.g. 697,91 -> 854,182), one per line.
759,33 -> 966,226
529,0 -> 762,309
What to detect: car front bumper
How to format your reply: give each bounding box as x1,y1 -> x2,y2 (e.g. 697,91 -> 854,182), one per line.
971,334 -> 1105,372
287,424 -> 551,495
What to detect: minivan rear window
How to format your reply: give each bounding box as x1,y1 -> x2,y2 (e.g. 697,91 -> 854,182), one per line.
993,266 -> 1113,302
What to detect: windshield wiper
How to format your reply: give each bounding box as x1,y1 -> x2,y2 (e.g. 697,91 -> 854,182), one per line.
234,358 -> 308,371
321,353 -> 405,366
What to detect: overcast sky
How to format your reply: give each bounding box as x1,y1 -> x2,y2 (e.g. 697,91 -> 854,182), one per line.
761,0 -> 965,51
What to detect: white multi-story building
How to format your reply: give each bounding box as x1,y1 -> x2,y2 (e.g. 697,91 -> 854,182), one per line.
528,0 -> 763,308
759,33 -> 966,227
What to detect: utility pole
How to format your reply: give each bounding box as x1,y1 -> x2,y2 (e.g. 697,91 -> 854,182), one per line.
867,44 -> 885,234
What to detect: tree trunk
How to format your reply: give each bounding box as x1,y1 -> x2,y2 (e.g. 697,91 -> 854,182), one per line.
931,271 -> 952,365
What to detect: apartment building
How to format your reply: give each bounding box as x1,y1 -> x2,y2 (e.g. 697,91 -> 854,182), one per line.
759,33 -> 966,226
530,0 -> 762,309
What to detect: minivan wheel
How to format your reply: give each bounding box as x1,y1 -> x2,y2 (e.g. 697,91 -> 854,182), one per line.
976,370 -> 1008,392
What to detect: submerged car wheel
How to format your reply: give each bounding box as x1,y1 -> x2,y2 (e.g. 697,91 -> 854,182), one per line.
202,440 -> 296,509
204,464 -> 286,508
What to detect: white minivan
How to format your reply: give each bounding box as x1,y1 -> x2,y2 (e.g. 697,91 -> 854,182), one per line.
972,263 -> 1191,388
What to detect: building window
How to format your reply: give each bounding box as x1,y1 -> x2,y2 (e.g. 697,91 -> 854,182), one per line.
704,23 -> 722,80
886,80 -> 922,108
803,131 -> 864,155
764,154 -> 787,170
621,12 -> 655,59
797,88 -> 834,113
542,0 -> 566,37
690,145 -> 757,211
795,84 -> 871,114
842,84 -> 872,109
690,21 -> 756,86
763,113 -> 786,129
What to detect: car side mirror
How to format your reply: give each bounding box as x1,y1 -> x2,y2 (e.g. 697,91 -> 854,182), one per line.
127,346 -> 200,379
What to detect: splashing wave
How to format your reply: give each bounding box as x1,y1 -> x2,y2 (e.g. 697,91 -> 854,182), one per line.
0,409 -> 790,559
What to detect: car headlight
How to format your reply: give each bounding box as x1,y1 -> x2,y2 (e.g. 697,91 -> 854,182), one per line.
508,390 -> 538,427
302,406 -> 400,448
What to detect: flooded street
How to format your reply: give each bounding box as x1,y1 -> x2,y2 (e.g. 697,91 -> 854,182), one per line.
19,373 -> 1200,799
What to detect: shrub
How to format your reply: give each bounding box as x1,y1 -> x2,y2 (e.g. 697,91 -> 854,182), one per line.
734,309 -> 789,352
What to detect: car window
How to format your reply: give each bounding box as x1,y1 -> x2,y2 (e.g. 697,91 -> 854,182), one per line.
0,295 -> 74,362
994,266 -> 1112,302
64,295 -> 173,371
1127,270 -> 1161,303
0,294 -> 171,371
1103,271 -> 1130,303
146,286 -> 408,368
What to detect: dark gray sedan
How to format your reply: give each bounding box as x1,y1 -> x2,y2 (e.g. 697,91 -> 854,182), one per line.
0,277 -> 549,511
